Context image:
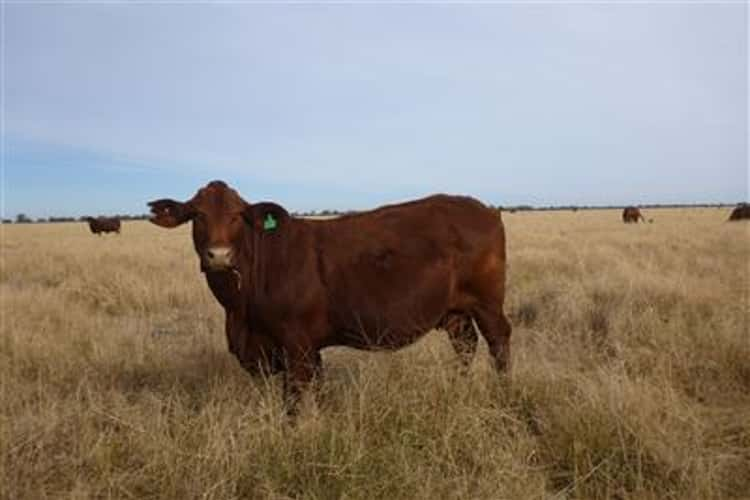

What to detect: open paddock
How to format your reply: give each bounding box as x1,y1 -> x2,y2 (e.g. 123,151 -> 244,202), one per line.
2,207 -> 748,499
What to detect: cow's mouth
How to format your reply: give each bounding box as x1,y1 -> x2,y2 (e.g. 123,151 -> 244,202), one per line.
201,264 -> 238,275
202,266 -> 242,291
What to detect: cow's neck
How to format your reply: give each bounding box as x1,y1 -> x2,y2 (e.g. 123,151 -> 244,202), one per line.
204,269 -> 244,311
246,221 -> 271,304
242,218 -> 311,308
203,223 -> 273,316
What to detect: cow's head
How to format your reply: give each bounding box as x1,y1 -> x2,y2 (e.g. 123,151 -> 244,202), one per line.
148,181 -> 252,272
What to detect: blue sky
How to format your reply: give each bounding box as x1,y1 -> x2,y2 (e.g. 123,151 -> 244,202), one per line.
3,2 -> 748,218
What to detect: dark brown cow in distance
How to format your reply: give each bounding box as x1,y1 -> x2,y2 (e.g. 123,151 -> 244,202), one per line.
728,203 -> 750,221
85,216 -> 121,235
622,206 -> 645,223
148,181 -> 511,406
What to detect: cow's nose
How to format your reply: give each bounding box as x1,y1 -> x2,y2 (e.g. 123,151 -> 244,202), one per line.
204,246 -> 233,270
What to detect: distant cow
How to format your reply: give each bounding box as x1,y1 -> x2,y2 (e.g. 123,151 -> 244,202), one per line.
622,206 -> 645,223
85,216 -> 121,235
148,181 -> 511,406
728,203 -> 750,221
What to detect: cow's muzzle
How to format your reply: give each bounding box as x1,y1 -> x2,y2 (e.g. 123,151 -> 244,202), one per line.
202,246 -> 234,272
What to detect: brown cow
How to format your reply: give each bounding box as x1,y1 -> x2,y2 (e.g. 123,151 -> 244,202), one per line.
85,216 -> 121,235
148,181 -> 511,406
622,206 -> 645,223
728,203 -> 750,221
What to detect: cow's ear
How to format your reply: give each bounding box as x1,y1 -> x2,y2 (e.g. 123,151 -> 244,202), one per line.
243,202 -> 289,232
148,199 -> 195,228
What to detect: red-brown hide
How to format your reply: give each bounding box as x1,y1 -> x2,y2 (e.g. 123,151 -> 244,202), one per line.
85,217 -> 121,235
622,206 -> 645,223
728,204 -> 750,221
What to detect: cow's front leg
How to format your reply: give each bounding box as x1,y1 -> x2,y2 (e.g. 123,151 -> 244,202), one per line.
225,311 -> 242,357
280,338 -> 321,415
226,311 -> 287,376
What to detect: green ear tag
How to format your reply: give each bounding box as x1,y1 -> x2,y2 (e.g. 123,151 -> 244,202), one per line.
263,213 -> 278,231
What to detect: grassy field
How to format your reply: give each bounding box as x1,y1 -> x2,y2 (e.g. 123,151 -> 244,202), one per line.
1,208 -> 748,499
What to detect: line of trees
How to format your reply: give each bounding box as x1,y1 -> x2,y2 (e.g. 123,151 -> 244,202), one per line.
4,213 -> 152,224
1,203 -> 741,224
497,202 -> 738,213
292,209 -> 360,217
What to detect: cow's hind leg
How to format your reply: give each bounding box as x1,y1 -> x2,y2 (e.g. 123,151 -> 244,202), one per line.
443,313 -> 478,371
473,305 -> 512,373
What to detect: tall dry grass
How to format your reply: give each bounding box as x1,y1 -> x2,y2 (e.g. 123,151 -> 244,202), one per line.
1,208 -> 748,499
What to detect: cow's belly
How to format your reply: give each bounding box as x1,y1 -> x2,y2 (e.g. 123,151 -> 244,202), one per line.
330,278 -> 452,349
334,324 -> 435,350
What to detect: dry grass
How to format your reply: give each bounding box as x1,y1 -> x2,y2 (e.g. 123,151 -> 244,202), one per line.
1,208 -> 748,499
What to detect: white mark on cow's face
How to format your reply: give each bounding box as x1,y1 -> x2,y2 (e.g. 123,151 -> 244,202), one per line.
203,246 -> 234,271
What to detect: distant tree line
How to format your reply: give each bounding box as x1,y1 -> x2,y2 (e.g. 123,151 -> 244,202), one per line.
497,202 -> 739,213
1,202 -> 743,224
292,209 -> 360,217
3,213 -> 152,224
